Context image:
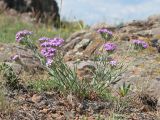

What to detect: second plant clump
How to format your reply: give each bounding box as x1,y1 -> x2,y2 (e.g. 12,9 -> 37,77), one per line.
10,28 -> 149,100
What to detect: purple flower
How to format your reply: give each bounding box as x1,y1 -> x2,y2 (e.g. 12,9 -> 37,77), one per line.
40,41 -> 51,47
39,37 -> 50,42
38,37 -> 64,67
40,37 -> 64,47
41,47 -> 56,58
104,43 -> 117,51
142,43 -> 148,48
16,30 -> 32,42
109,60 -> 117,66
97,28 -> 113,35
12,55 -> 19,61
46,58 -> 53,66
132,39 -> 148,49
49,38 -> 64,47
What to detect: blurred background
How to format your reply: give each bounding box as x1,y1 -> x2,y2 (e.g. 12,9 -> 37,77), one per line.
57,0 -> 160,25
0,0 -> 160,42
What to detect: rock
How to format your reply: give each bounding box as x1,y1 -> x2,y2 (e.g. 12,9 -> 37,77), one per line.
64,30 -> 103,61
63,13 -> 160,87
146,78 -> 160,100
74,39 -> 91,52
31,94 -> 42,103
135,27 -> 160,36
0,43 -> 44,75
66,60 -> 95,80
67,94 -> 78,108
5,62 -> 23,75
65,30 -> 87,43
39,108 -> 50,114
148,14 -> 160,23
64,14 -> 160,62
63,37 -> 83,52
151,39 -> 159,47
139,93 -> 158,111
151,38 -> 160,53
90,22 -> 114,30
119,34 -> 130,41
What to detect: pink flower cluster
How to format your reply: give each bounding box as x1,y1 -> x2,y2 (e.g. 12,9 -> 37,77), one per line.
16,30 -> 32,42
39,37 -> 64,66
132,39 -> 148,49
104,42 -> 117,52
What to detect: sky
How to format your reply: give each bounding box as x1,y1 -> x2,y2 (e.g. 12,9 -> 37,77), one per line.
56,0 -> 160,25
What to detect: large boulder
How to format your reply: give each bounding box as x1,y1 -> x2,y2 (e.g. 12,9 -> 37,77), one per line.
2,0 -> 60,27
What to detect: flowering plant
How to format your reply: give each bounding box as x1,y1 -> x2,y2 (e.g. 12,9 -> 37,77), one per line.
131,39 -> 148,50
109,60 -> 117,67
92,52 -> 127,95
39,37 -> 64,66
103,42 -> 117,54
97,28 -> 113,41
14,30 -> 92,97
13,29 -> 148,99
91,28 -> 131,96
15,30 -> 36,50
16,30 -> 32,43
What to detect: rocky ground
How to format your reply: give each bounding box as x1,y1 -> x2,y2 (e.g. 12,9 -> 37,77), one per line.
0,14 -> 160,119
